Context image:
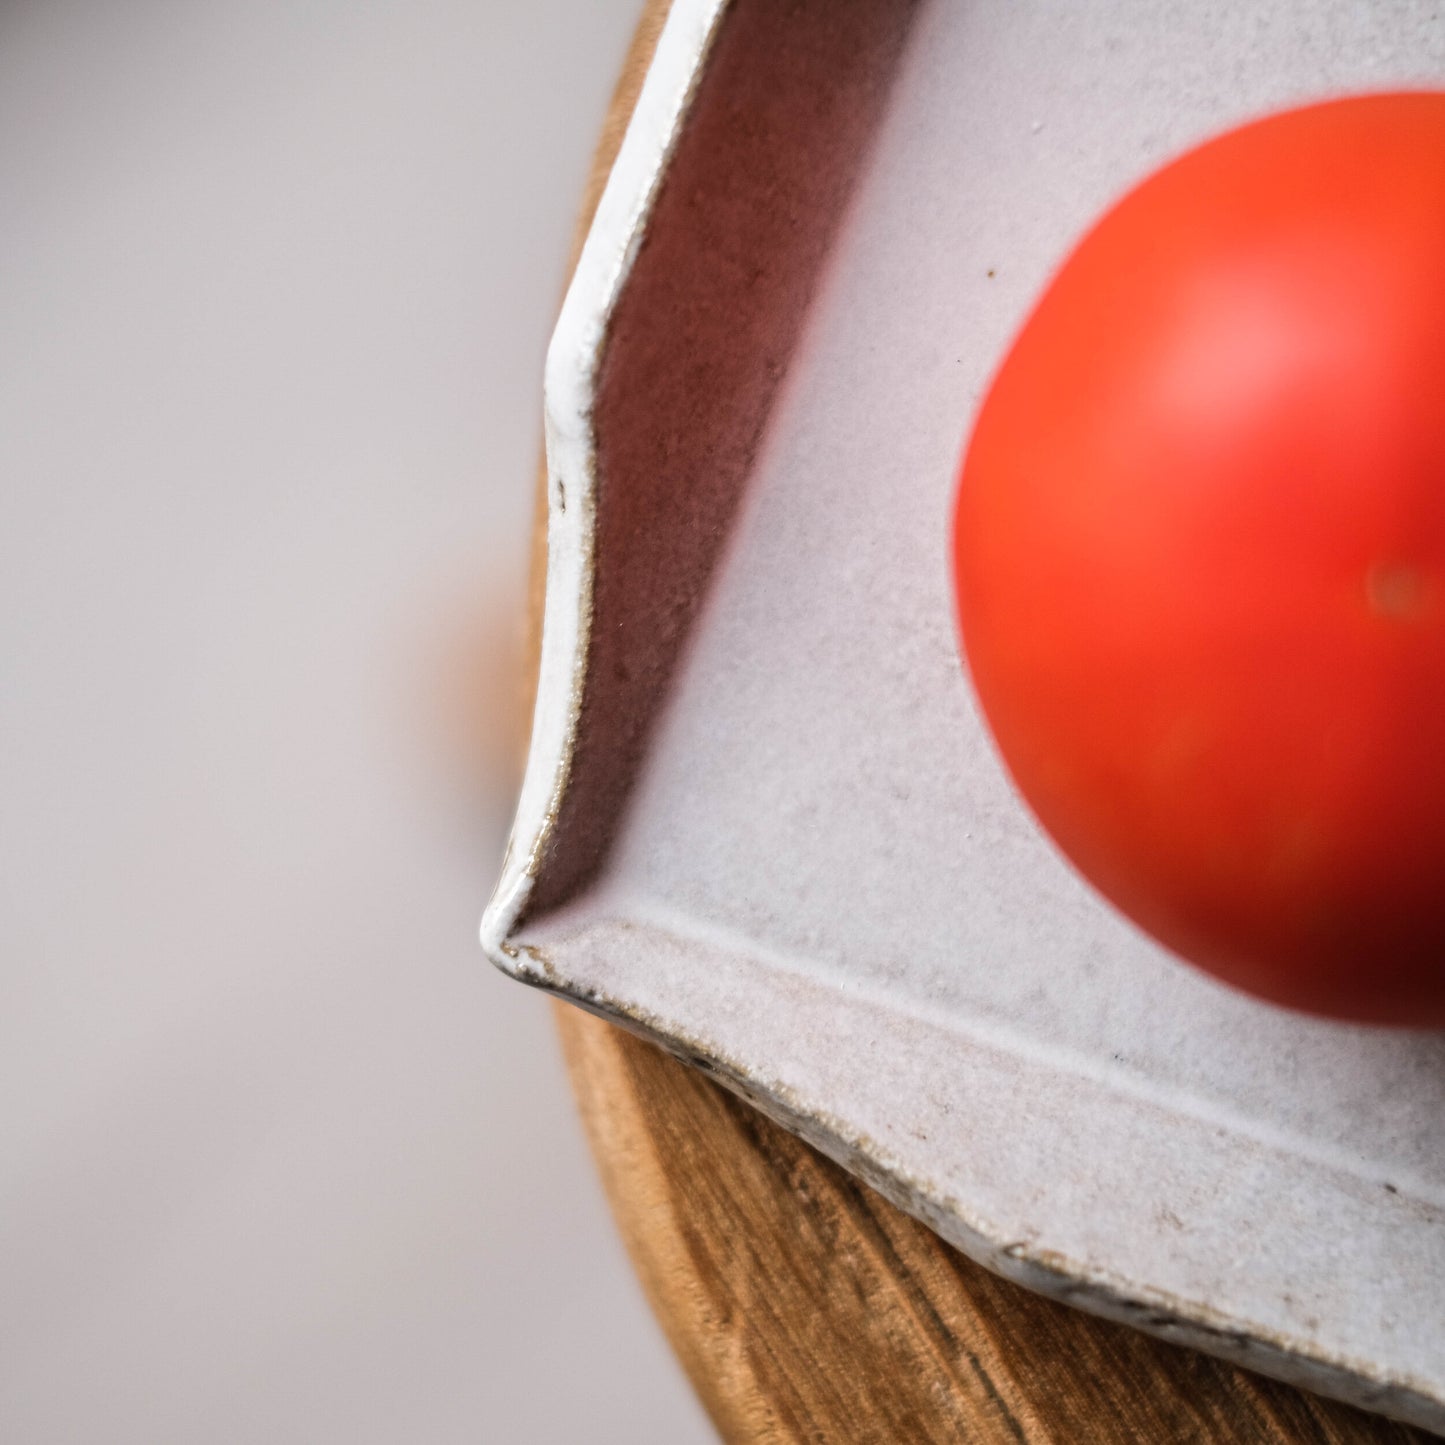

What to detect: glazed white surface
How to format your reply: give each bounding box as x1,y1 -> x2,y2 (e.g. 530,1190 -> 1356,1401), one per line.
481,0 -> 730,962
491,0 -> 1445,1426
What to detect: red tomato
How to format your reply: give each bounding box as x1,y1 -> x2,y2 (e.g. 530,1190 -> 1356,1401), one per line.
953,93 -> 1445,1026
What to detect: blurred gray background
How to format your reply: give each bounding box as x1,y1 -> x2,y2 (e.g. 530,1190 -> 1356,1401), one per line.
0,0 -> 714,1439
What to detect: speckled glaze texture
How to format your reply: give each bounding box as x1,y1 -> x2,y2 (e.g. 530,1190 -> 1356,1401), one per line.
482,0 -> 1445,1430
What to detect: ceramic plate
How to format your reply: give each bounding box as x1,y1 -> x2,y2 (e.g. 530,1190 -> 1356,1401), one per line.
483,0 -> 1445,1427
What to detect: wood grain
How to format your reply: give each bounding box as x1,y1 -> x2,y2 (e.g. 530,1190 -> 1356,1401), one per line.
538,3 -> 1440,1439
557,1006 -> 1434,1445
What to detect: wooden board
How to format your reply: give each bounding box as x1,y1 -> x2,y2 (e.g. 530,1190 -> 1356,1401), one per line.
537,4 -> 1442,1439
557,1005 -> 1434,1445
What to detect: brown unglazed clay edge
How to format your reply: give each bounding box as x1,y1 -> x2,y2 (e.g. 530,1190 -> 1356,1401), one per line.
531,2 -> 1440,1439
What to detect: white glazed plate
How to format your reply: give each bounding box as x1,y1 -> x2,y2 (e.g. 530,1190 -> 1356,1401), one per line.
484,0 -> 1445,1429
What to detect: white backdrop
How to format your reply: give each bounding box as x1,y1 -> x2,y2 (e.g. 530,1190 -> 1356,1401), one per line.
0,0 -> 713,1439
